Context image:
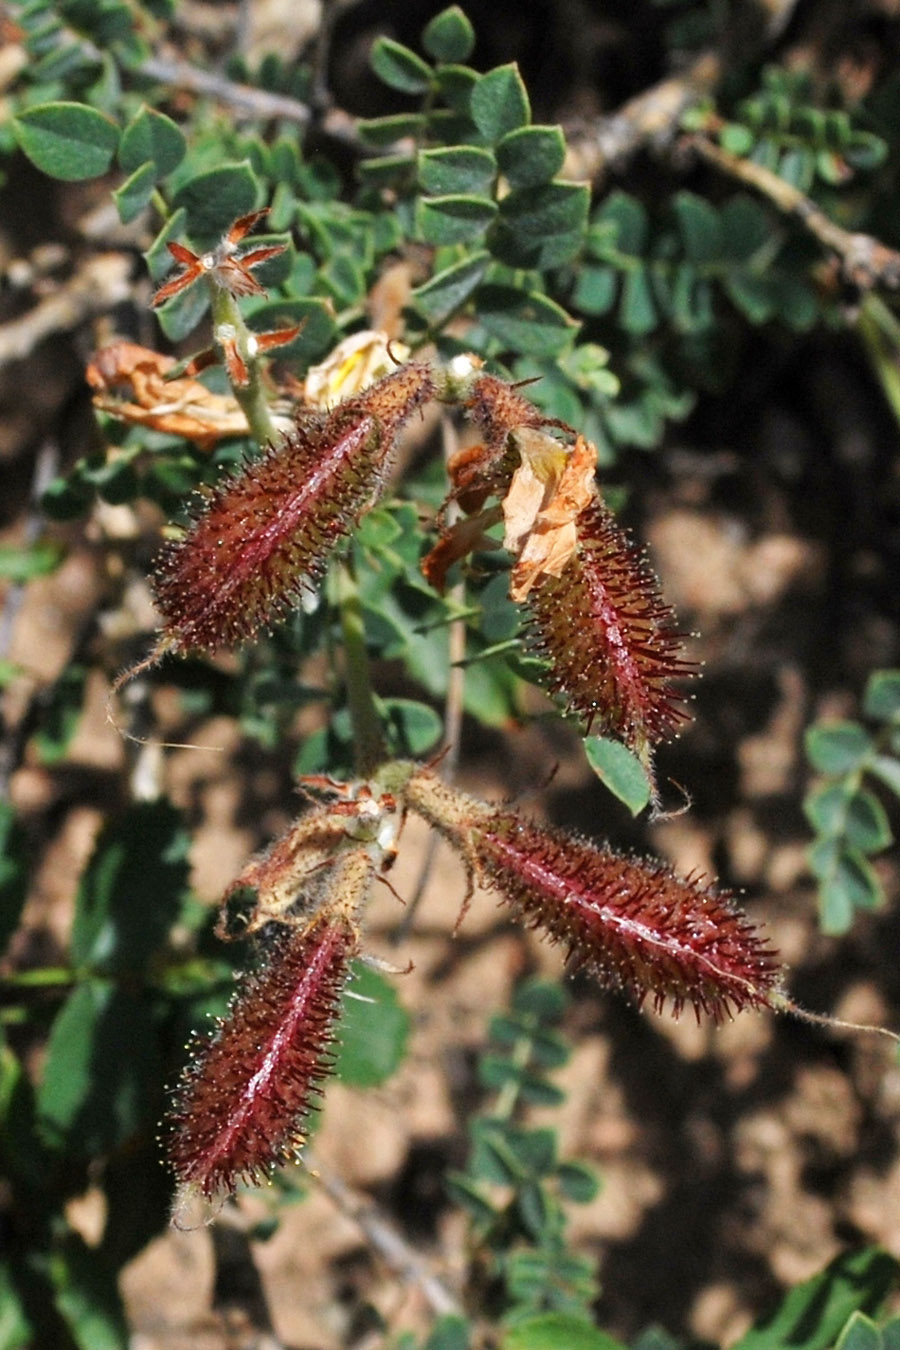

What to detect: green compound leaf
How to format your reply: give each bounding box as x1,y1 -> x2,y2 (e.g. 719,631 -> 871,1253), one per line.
869,753 -> 900,799
379,697 -> 443,757
820,850 -> 884,934
804,780 -> 853,836
732,1248 -> 899,1350
0,541 -> 62,581
843,789 -> 892,854
620,264 -> 658,334
356,151 -> 417,187
0,1260 -> 32,1350
864,669 -> 900,722
572,263 -> 618,316
434,63 -> 480,113
247,298 -> 336,365
556,1160 -> 601,1204
13,102 -> 119,181
672,191 -> 723,264
805,720 -> 873,775
334,963 -> 410,1088
470,64 -> 531,142
118,104 -> 185,176
590,190 -> 650,254
418,145 -> 496,195
171,160 -> 260,245
584,736 -> 652,815
412,249 -> 490,326
493,182 -> 589,269
0,802 -> 29,957
357,113 -> 428,147
418,194 -> 498,245
71,799 -> 190,975
370,37 -> 433,94
423,6 -> 476,63
51,1232 -> 129,1350
37,982 -> 162,1156
496,125 -> 566,188
112,159 -> 156,223
501,1315 -> 626,1350
476,284 -> 577,359
836,1313 -> 883,1350
31,663 -> 88,766
882,1317 -> 900,1350
512,978 -> 568,1023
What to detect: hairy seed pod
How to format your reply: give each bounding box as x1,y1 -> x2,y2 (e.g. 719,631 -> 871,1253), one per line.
152,363 -> 434,653
526,497 -> 692,756
167,900 -> 361,1205
400,769 -> 780,1023
469,810 -> 780,1021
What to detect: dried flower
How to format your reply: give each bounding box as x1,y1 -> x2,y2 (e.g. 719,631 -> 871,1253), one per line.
151,209 -> 284,307
526,497 -> 692,759
86,341 -> 253,448
503,430 -> 597,601
302,330 -> 411,409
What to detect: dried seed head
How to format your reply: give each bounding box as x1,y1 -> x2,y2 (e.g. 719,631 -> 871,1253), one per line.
151,363 -> 434,653
167,861 -> 371,1210
526,497 -> 693,758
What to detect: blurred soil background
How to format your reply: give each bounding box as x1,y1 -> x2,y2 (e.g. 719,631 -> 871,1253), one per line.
3,1 -> 900,1347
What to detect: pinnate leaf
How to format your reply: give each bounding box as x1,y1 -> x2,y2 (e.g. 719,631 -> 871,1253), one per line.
732,1247 -> 898,1350
171,161 -> 260,245
864,669 -> 900,721
370,37 -> 433,94
805,720 -> 873,774
584,736 -> 652,815
418,194 -> 498,245
13,101 -> 119,181
497,125 -> 566,187
335,963 -> 410,1087
470,64 -> 531,142
118,105 -> 185,176
501,1316 -> 626,1350
422,6 -> 476,62
418,145 -> 496,195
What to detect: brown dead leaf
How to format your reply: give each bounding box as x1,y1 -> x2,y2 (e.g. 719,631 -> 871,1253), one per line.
87,341 -> 250,449
503,429 -> 597,600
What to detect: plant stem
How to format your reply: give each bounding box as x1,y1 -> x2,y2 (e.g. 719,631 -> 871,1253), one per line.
209,285 -> 280,448
335,559 -> 384,778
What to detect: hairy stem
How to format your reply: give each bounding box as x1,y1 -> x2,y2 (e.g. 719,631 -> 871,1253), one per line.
209,285 -> 280,448
335,559 -> 385,777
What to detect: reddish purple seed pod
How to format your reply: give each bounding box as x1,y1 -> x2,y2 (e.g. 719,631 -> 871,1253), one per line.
152,363 -> 434,654
167,909 -> 358,1203
469,809 -> 780,1022
526,497 -> 692,753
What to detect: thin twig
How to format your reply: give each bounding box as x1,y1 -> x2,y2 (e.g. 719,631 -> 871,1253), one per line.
685,133 -> 900,289
0,254 -> 132,368
138,53 -> 314,125
393,415 -> 467,943
0,440 -> 61,798
565,50 -> 723,182
306,1149 -> 462,1318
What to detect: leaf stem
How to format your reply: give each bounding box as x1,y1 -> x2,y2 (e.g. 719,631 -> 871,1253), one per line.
335,559 -> 385,778
208,285 -> 280,448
